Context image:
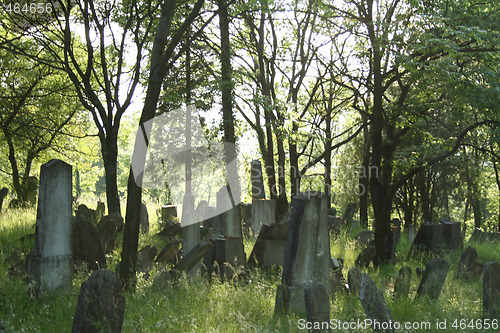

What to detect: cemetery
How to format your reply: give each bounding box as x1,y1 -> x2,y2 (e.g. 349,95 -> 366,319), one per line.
0,1 -> 499,332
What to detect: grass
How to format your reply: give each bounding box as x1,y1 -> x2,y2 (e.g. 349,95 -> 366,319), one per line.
1,207 -> 500,332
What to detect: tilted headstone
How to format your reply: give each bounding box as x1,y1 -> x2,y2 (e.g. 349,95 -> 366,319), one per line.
328,215 -> 343,235
416,257 -> 449,300
72,218 -> 106,271
96,201 -> 105,219
408,222 -> 443,257
304,278 -> 331,333
355,240 -> 376,268
251,199 -> 275,235
483,261 -> 500,319
161,205 -> 177,224
342,202 -> 356,226
393,266 -> 412,299
407,224 -> 415,243
247,219 -> 289,267
359,273 -> 394,333
182,193 -> 200,275
455,246 -> 483,280
140,202 -> 149,234
72,269 -> 125,333
155,240 -> 180,265
76,204 -> 98,226
212,237 -> 247,279
136,245 -> 157,276
275,191 -> 330,314
251,160 -> 265,200
348,267 -> 362,296
97,213 -> 124,254
355,230 -> 374,248
216,186 -> 242,238
0,187 -> 8,212
26,160 -> 72,296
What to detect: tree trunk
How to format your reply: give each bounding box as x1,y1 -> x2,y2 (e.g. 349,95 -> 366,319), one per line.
418,170 -> 432,222
102,132 -> 121,215
359,122 -> 370,228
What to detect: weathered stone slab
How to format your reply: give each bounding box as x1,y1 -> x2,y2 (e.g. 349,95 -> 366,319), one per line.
213,237 -> 246,279
483,261 -> 500,319
416,257 -> 449,300
359,273 -> 394,333
72,269 -> 125,333
355,240 -> 376,268
72,218 -> 106,271
276,191 -> 330,314
304,278 -> 331,333
408,222 -> 443,256
173,241 -> 213,274
394,266 -> 412,299
181,193 -> 200,275
248,220 -> 289,267
155,240 -> 180,265
136,245 -> 157,276
251,199 -> 275,235
27,160 -> 72,296
441,220 -> 462,249
407,224 -> 415,243
97,213 -> 123,254
348,267 -> 362,296
251,160 -> 266,200
455,246 -> 483,280
355,230 -> 374,248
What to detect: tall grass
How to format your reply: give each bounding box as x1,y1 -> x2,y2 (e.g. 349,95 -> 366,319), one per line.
1,207 -> 499,332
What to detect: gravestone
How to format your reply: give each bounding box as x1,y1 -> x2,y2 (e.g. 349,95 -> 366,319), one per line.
328,216 -> 343,235
173,241 -> 213,275
393,266 -> 412,299
248,219 -> 289,267
0,187 -> 8,212
72,218 -> 106,270
470,228 -> 500,243
304,278 -> 331,333
140,203 -> 149,234
416,257 -> 449,300
355,230 -> 374,248
251,160 -> 266,200
76,204 -> 98,226
24,176 -> 38,206
26,160 -> 72,296
440,220 -> 462,249
211,237 -> 247,279
455,246 -> 483,280
275,191 -> 330,314
97,213 -> 123,254
96,201 -> 105,219
239,203 -> 252,236
407,224 -> 415,243
483,261 -> 500,319
251,199 -> 275,235
72,269 -> 125,333
161,205 -> 177,224
217,186 -> 242,238
355,240 -> 376,268
359,273 -> 394,333
348,267 -> 362,296
136,245 -> 157,276
342,202 -> 356,226
156,240 -> 180,265
391,218 -> 401,244
181,193 -> 200,275
408,222 -> 443,256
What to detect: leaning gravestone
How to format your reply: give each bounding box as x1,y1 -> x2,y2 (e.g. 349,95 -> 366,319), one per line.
181,193 -> 200,275
359,273 -> 394,333
304,278 -> 331,333
0,187 -> 8,212
72,269 -> 125,333
26,159 -> 72,296
97,213 -> 124,254
140,202 -> 149,234
248,217 -> 289,267
251,199 -> 275,235
216,186 -> 243,238
393,266 -> 412,299
342,202 -> 356,226
251,159 -> 266,200
275,192 -> 330,314
483,261 -> 500,319
348,267 -> 362,296
72,218 -> 106,270
455,246 -> 483,280
416,257 -> 449,300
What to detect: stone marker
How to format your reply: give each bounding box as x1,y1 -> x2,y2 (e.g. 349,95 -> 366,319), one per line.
247,219 -> 289,267
342,202 -> 356,226
251,160 -> 266,200
216,186 -> 243,238
355,240 -> 376,267
212,237 -> 247,279
483,261 -> 500,319
407,224 -> 415,243
26,160 -> 72,296
408,222 -> 443,257
97,213 -> 123,254
136,245 -> 157,276
182,193 -> 200,275
140,202 -> 149,234
76,204 -> 98,226
161,205 -> 177,224
393,266 -> 412,299
72,218 -> 106,270
328,215 -> 343,235
72,269 -> 125,333
391,218 -> 401,244
359,273 -> 394,333
251,199 -> 275,235
440,220 -> 462,249
173,241 -> 212,275
0,187 -> 8,212
240,202 -> 252,236
96,201 -> 105,219
416,257 -> 449,300
348,267 -> 362,296
355,230 -> 374,248
304,278 -> 331,333
455,246 -> 483,280
156,240 -> 180,265
470,228 -> 500,243
275,192 -> 330,314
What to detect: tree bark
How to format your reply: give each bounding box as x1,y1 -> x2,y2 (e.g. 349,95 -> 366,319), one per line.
102,131 -> 121,215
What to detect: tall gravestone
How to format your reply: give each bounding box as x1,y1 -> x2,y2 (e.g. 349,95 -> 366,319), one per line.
416,257 -> 449,300
182,193 -> 200,275
359,273 -> 394,333
275,192 -> 331,314
483,261 -> 500,319
251,160 -> 265,200
0,187 -> 8,212
251,199 -> 275,235
216,186 -> 242,238
27,159 -> 72,296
